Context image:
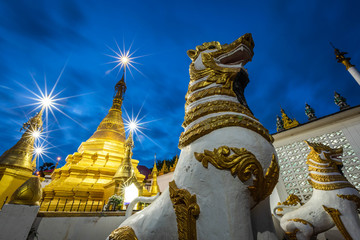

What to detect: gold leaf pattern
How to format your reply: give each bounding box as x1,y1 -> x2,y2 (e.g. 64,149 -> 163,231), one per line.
109,226 -> 138,240
194,146 -> 279,204
169,180 -> 200,240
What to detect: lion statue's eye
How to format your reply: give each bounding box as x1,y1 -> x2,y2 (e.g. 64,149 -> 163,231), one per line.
208,45 -> 216,49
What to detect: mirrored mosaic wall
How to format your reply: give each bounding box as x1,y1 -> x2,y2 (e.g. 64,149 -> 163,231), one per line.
275,130 -> 360,202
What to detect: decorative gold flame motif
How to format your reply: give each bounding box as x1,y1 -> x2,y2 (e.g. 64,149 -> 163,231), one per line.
323,206 -> 353,240
169,180 -> 200,240
194,146 -> 279,204
109,226 -> 138,240
287,218 -> 314,228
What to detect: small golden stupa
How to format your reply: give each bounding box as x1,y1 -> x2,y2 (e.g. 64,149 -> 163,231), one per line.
41,75 -> 156,211
0,110 -> 43,205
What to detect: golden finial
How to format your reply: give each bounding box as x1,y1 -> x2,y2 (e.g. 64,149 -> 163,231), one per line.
280,108 -> 299,130
331,42 -> 354,70
114,73 -> 127,100
8,177 -> 42,205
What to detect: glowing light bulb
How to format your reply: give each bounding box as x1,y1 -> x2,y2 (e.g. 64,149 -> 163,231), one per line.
124,183 -> 139,204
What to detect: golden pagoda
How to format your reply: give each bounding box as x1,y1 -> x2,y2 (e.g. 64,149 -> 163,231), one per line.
41,75 -> 147,211
281,108 -> 300,130
158,160 -> 169,176
0,110 -> 43,205
169,155 -> 178,172
149,161 -> 160,195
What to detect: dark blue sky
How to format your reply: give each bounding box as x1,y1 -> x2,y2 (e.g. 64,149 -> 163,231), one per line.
0,0 -> 359,168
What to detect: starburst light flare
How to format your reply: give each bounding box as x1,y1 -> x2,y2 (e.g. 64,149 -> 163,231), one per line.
15,66 -> 89,130
123,104 -> 162,148
106,40 -> 147,78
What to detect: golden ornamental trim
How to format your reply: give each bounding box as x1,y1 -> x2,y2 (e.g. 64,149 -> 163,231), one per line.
183,100 -> 256,128
323,205 -> 353,240
278,194 -> 303,207
188,64 -> 236,91
194,146 -> 279,204
287,218 -> 314,228
185,87 -> 236,106
179,114 -> 273,148
337,194 -> 360,208
285,229 -> 299,240
306,160 -> 331,168
109,226 -> 138,240
308,180 -> 355,191
309,173 -> 347,182
169,180 -> 200,240
308,166 -> 339,173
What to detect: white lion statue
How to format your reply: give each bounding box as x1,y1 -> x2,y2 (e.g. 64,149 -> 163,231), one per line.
108,33 -> 279,240
274,141 -> 360,240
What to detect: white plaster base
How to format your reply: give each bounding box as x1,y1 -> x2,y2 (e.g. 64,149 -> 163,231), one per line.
33,215 -> 126,240
0,204 -> 40,240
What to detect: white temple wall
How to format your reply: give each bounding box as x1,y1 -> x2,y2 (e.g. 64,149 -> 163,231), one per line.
272,106 -> 360,203
156,171 -> 174,192
32,214 -> 126,240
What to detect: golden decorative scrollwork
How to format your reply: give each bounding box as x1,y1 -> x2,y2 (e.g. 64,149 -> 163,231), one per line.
185,87 -> 236,106
169,180 -> 200,240
307,166 -> 338,173
308,180 -> 355,191
109,226 -> 138,240
194,146 -> 279,204
287,218 -> 314,228
309,173 -> 347,182
188,63 -> 237,92
323,205 -> 353,240
179,114 -> 273,148
285,229 -> 299,240
278,194 -> 303,206
337,194 -> 360,208
183,100 -> 256,128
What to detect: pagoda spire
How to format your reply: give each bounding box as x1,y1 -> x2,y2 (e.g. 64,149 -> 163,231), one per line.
0,110 -> 43,171
150,159 -> 160,194
158,160 -> 168,176
331,43 -> 360,85
170,155 -> 178,172
113,132 -> 134,181
86,75 -> 126,143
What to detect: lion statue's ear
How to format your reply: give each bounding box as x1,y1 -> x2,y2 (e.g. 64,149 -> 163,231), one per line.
187,49 -> 197,60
